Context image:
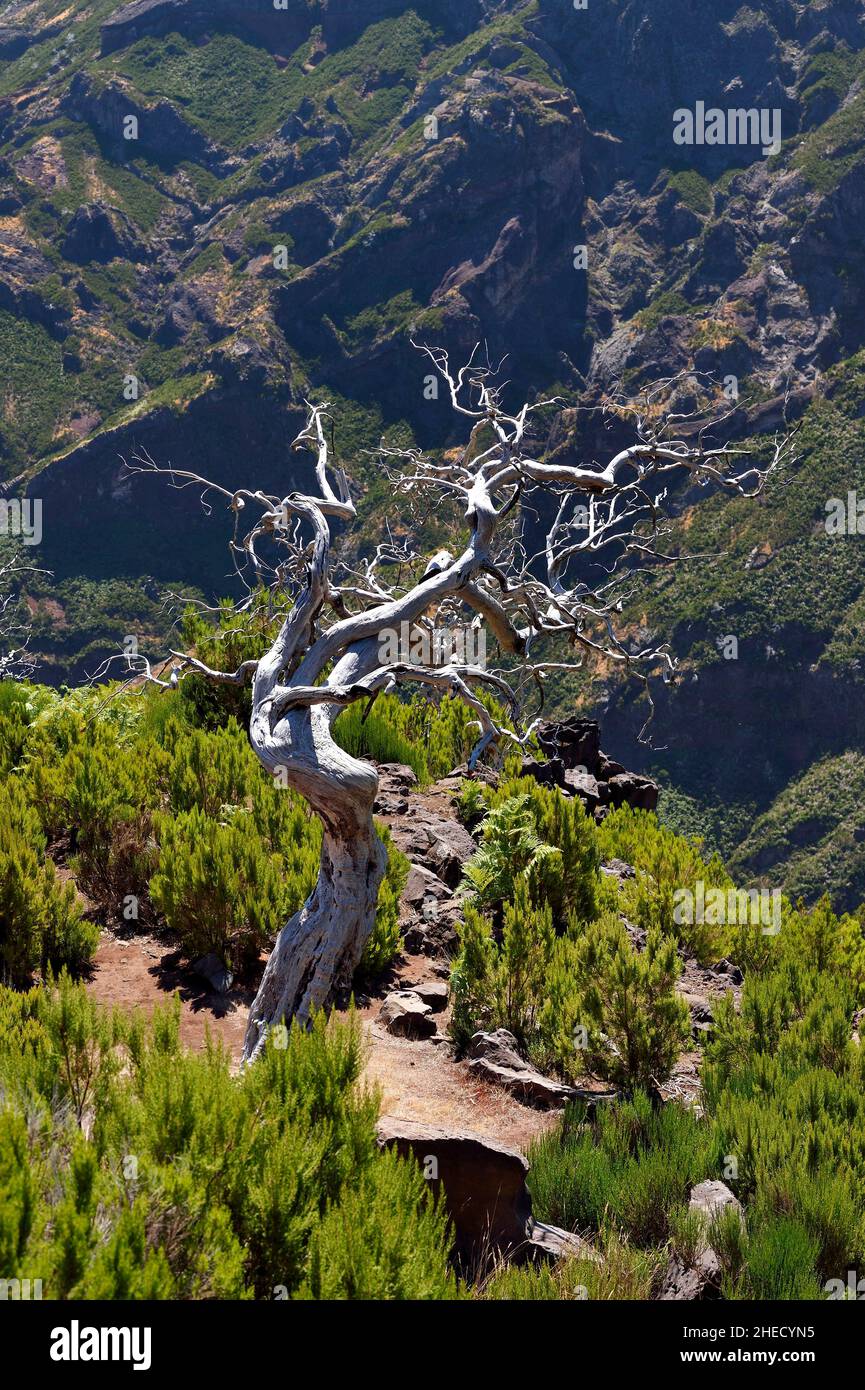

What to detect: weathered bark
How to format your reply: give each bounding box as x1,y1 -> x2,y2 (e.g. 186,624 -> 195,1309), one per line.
242,795 -> 386,1062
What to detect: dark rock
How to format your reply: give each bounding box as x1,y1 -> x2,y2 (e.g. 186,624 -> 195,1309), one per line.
712,958 -> 744,986
563,767 -> 602,810
519,756 -> 566,789
659,1248 -> 722,1301
377,1118 -> 598,1268
606,771 -> 659,813
191,952 -> 233,995
61,203 -> 143,266
402,863 -> 451,911
388,811 -> 476,890
378,1119 -> 529,1263
658,1182 -> 744,1300
536,717 -> 601,776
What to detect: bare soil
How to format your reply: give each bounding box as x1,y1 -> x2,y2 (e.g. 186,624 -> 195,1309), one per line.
85,931 -> 555,1153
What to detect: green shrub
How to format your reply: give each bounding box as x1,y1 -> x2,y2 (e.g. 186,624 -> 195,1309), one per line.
149,808 -> 298,972
483,1228 -> 659,1300
27,726 -> 158,902
597,806 -> 732,962
163,718 -> 253,817
527,1093 -> 711,1247
300,1149 -> 454,1299
450,880 -> 555,1053
462,794 -> 561,919
565,918 -> 690,1095
473,781 -> 599,924
335,701 -> 430,784
0,781 -> 96,984
0,977 -> 457,1300
743,1218 -> 823,1301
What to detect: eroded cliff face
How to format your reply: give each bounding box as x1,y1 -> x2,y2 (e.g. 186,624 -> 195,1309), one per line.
2,0 -> 865,900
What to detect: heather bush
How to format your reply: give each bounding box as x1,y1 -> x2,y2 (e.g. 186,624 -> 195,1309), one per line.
0,976 -> 456,1300
0,780 -> 96,984
149,807 -> 304,973
597,805 -> 733,962
526,1093 -> 711,1248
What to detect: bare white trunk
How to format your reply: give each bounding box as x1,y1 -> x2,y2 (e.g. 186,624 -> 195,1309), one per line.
242,692 -> 386,1063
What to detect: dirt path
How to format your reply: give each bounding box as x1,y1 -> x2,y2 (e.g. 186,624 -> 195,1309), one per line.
358,953 -> 557,1153
85,931 -> 253,1058
85,933 -> 555,1154
83,764 -> 560,1156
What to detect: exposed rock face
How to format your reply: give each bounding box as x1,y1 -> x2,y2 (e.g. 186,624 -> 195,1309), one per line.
377,1117 -> 596,1267
522,718 -> 660,819
61,203 -> 143,265
376,767 -> 477,889
467,1029 -> 579,1110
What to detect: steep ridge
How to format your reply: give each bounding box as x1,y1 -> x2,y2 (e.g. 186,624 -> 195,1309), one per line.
1,1 -> 865,902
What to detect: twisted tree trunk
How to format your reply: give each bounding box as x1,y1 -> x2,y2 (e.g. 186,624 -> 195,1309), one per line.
243,652 -> 387,1063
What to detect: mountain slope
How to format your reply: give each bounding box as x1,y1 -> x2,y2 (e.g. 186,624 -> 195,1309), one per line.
2,0 -> 865,904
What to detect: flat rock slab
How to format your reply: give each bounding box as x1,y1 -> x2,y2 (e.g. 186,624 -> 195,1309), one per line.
408,980 -> 449,1012
468,1029 -> 577,1109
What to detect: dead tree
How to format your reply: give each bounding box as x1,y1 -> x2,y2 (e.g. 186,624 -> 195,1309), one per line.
127,351 -> 794,1061
0,558 -> 41,681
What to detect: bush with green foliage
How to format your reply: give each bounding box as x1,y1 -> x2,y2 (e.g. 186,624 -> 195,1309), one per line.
464,780 -> 600,924
527,1092 -> 711,1247
564,917 -> 690,1095
0,975 -> 456,1300
0,781 -> 96,985
149,807 -> 310,974
597,805 -> 733,962
452,786 -> 687,1090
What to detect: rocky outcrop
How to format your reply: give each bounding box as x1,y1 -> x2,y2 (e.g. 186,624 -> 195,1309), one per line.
377,1117 -> 597,1268
467,1030 -> 578,1110
379,989 -> 437,1040
521,717 -> 659,820
659,1181 -> 745,1301
374,764 -> 477,956
467,1029 -> 617,1112
62,203 -> 145,265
